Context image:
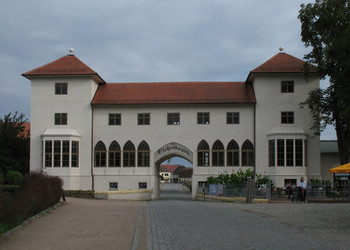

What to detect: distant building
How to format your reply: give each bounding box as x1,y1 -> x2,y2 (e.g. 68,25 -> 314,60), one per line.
174,166 -> 193,183
320,140 -> 350,181
160,165 -> 181,183
23,48 -> 321,199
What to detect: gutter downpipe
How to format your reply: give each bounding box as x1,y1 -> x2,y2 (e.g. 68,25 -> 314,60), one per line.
254,101 -> 256,179
91,104 -> 95,197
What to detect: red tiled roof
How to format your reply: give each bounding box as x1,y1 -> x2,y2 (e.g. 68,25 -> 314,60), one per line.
23,122 -> 30,135
22,54 -> 105,83
246,52 -> 317,82
160,165 -> 181,173
92,81 -> 256,105
251,52 -> 317,73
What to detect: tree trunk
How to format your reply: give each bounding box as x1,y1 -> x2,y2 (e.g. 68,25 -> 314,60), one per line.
335,124 -> 350,165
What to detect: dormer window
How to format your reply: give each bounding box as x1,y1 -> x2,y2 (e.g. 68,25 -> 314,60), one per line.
55,83 -> 68,95
281,81 -> 294,93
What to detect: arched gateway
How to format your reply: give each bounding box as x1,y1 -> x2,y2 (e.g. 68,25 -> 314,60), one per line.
153,142 -> 193,199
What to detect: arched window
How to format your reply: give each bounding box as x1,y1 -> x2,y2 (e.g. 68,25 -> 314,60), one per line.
123,141 -> 135,167
197,140 -> 210,167
212,140 -> 224,166
109,141 -> 121,167
227,140 -> 239,166
95,141 -> 106,167
242,140 -> 254,166
138,140 -> 150,167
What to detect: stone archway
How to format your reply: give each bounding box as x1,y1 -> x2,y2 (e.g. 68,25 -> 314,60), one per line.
152,142 -> 193,199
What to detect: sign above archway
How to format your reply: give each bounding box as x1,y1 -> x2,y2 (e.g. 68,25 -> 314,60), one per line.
154,142 -> 193,164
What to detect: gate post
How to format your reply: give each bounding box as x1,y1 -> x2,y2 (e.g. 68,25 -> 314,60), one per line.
246,177 -> 254,203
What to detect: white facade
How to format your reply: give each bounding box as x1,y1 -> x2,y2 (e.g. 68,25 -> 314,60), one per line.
254,74 -> 320,187
23,50 -> 321,200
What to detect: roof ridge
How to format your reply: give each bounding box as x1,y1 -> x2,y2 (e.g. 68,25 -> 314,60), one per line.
107,81 -> 246,84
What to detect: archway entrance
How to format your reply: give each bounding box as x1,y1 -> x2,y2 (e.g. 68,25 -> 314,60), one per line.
153,142 -> 193,199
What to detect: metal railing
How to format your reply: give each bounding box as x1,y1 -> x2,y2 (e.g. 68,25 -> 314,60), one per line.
197,181 -> 271,201
307,181 -> 350,201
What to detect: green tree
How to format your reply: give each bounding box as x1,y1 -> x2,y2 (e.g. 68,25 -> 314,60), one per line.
299,0 -> 350,164
0,112 -> 30,176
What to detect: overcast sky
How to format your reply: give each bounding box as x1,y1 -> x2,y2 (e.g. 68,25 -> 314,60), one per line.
0,0 -> 336,150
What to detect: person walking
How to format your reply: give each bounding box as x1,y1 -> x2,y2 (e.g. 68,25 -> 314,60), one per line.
298,177 -> 307,202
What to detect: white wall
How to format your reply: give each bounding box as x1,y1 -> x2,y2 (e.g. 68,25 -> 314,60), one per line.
29,73 -> 322,195
92,104 -> 255,195
30,76 -> 99,190
254,74 -> 320,187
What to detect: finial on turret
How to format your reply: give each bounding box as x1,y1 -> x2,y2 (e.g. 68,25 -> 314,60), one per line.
279,46 -> 285,53
69,48 -> 74,55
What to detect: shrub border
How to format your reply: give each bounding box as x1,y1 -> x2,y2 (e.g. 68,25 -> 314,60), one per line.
0,201 -> 64,238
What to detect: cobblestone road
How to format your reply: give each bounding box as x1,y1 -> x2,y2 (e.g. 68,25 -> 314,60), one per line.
2,184 -> 350,250
147,184 -> 350,250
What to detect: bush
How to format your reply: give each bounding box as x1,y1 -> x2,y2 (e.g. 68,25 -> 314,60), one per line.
0,171 -> 63,233
0,172 -> 4,184
0,185 -> 19,193
6,171 -> 24,185
206,169 -> 271,185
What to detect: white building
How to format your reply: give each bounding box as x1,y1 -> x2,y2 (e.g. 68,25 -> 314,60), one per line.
23,48 -> 320,200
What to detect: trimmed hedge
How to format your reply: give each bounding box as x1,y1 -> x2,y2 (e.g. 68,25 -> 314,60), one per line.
6,171 -> 24,185
0,185 -> 19,193
0,172 -> 63,233
0,172 -> 4,184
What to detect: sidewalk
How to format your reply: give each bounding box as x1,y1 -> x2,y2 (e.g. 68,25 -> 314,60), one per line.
0,198 -> 147,250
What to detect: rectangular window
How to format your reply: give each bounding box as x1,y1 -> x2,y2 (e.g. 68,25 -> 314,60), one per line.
286,139 -> 294,166
277,139 -> 284,166
62,140 -> 70,167
54,140 -> 61,167
45,141 -> 52,167
281,81 -> 294,93
138,182 -> 147,189
197,112 -> 210,124
55,83 -> 67,95
167,113 -> 180,125
71,141 -> 79,167
227,112 -> 240,124
109,182 -> 118,189
281,112 -> 294,124
295,139 -> 303,166
109,113 -> 121,125
138,113 -> 150,125
304,140 -> 308,167
55,113 -> 67,125
268,140 -> 275,167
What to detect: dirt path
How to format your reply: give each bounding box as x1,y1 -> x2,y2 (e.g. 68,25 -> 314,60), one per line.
0,198 -> 147,250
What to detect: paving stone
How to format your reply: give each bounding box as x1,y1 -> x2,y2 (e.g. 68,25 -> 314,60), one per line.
147,184 -> 350,250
